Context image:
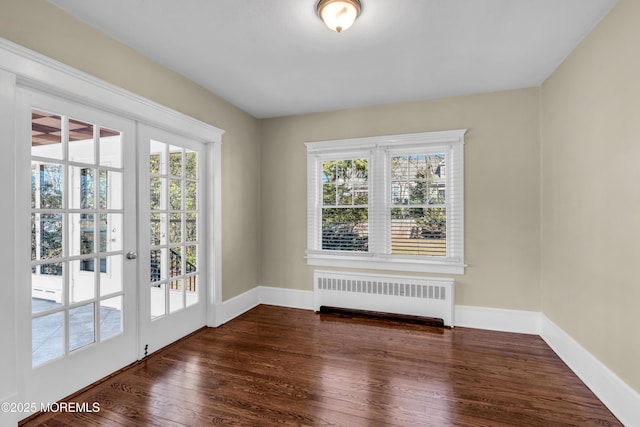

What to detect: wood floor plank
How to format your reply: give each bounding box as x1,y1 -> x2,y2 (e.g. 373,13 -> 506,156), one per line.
22,305 -> 622,426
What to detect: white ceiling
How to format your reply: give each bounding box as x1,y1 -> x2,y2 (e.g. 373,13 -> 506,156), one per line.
49,0 -> 617,119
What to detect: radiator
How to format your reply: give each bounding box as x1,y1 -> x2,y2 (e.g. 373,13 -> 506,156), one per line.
314,270 -> 455,327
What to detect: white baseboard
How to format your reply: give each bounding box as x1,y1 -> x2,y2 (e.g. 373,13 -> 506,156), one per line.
210,287 -> 260,327
0,392 -> 19,427
455,304 -> 541,334
211,286 -> 638,425
540,315 -> 640,427
259,286 -> 314,310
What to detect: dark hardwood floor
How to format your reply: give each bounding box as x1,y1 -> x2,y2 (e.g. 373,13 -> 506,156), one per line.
23,305 -> 621,426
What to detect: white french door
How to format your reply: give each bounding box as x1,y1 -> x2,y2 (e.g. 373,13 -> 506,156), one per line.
137,124 -> 207,356
17,89 -> 138,408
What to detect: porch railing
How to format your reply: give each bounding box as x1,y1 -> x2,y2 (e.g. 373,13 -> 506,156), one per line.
150,249 -> 197,291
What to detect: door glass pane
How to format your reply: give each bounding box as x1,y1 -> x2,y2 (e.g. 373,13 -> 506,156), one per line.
150,213 -> 162,246
169,146 -> 182,177
99,127 -> 122,168
69,303 -> 95,352
150,140 -> 166,174
32,312 -> 64,366
31,110 -> 63,160
186,213 -> 197,242
185,182 -> 197,210
148,139 -> 200,319
39,214 -> 63,260
150,249 -> 163,283
169,179 -> 182,210
169,279 -> 183,313
100,170 -> 123,210
185,149 -> 197,179
70,259 -> 95,303
150,177 -> 161,210
103,213 -> 123,252
170,246 -> 182,277
38,163 -> 63,209
100,255 -> 123,296
185,245 -> 197,271
169,213 -> 181,244
32,262 -> 63,314
150,284 -> 166,319
100,296 -> 123,341
186,275 -> 198,308
69,213 -> 94,257
68,118 -> 94,164
30,107 -> 128,368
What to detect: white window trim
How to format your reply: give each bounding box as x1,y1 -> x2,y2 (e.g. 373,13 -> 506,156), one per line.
306,129 -> 466,275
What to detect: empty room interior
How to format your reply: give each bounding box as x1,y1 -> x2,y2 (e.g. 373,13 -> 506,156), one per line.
0,0 -> 639,426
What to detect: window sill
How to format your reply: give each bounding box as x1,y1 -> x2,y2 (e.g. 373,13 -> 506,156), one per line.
306,252 -> 466,275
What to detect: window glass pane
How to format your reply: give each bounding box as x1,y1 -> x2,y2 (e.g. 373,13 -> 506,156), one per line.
38,164 -> 63,209
391,154 -> 446,206
32,312 -> 64,366
322,160 -> 368,206
68,118 -> 94,164
322,207 -> 368,251
323,183 -> 336,205
391,207 -> 446,256
70,259 -> 95,303
100,296 -> 123,341
69,303 -> 95,352
337,161 -> 352,205
99,127 -> 122,168
31,110 -> 63,160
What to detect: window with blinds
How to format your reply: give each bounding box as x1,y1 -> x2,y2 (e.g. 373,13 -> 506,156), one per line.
390,153 -> 447,257
321,158 -> 369,251
306,130 -> 466,274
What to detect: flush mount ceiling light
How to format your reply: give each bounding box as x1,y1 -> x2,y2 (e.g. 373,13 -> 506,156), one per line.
317,0 -> 362,33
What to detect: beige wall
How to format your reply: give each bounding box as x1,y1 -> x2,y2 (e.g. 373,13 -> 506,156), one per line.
541,0 -> 640,393
0,0 -> 262,300
260,88 -> 541,310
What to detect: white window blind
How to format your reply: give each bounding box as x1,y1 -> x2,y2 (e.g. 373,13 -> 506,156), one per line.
306,130 -> 466,274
